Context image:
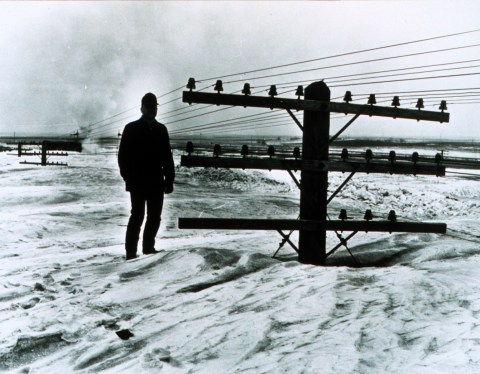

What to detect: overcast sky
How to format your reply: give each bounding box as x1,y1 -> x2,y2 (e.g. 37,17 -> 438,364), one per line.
1,1 -> 480,140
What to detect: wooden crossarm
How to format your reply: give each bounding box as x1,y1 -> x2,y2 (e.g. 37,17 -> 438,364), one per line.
182,91 -> 449,123
178,218 -> 447,234
180,155 -> 445,176
20,161 -> 68,166
178,218 -> 322,231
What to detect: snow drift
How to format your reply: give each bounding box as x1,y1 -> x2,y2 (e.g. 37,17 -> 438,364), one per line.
1,144 -> 480,373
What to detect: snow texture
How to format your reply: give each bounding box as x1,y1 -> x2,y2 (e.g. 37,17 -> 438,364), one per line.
1,144 -> 480,373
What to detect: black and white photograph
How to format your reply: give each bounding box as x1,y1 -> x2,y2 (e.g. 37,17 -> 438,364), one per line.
1,1 -> 480,372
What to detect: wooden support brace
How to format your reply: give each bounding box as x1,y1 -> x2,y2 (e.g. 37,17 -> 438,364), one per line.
276,230 -> 299,253
323,111 -> 362,152
332,230 -> 360,264
326,231 -> 358,258
286,108 -> 303,131
327,170 -> 357,205
286,169 -> 301,189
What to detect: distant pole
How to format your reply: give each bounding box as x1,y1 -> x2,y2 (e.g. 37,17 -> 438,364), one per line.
41,140 -> 48,166
298,81 -> 330,265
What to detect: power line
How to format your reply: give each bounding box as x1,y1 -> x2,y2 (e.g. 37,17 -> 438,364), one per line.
165,106 -> 235,125
85,106 -> 138,130
222,44 -> 480,85
332,87 -> 480,100
169,110 -> 286,134
161,72 -> 479,129
336,93 -> 480,106
162,81 -> 444,128
85,35 -> 480,137
374,92 -> 480,99
87,86 -> 203,136
449,101 -> 480,105
156,84 -> 185,100
422,97 -> 480,103
91,83 -> 480,138
184,120 -> 295,136
156,88 -> 252,126
326,64 -> 480,85
240,58 -> 480,92
171,116 -> 293,136
330,71 -> 480,88
164,76 -> 479,132
154,61 -> 474,133
86,113 -> 137,137
164,82 -> 479,137
176,120 -> 293,136
198,28 -> 480,82
158,102 -> 205,118
158,86 -> 247,120
83,84 -> 187,138
89,49 -> 478,137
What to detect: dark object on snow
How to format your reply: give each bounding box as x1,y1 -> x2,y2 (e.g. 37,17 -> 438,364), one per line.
116,329 -> 134,340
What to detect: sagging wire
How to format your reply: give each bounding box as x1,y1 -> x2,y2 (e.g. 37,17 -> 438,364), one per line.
198,28 -> 480,82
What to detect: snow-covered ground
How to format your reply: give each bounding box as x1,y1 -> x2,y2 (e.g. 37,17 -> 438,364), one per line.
1,144 -> 480,373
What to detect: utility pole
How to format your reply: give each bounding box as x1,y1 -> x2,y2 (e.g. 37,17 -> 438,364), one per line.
178,79 -> 449,265
17,140 -> 81,166
299,81 -> 330,264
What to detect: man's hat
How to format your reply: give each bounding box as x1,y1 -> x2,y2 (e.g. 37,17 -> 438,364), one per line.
141,92 -> 158,109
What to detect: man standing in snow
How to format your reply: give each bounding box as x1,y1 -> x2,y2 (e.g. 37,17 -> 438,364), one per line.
118,92 -> 175,260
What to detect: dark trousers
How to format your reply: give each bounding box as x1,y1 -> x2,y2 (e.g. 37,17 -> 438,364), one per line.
125,189 -> 164,256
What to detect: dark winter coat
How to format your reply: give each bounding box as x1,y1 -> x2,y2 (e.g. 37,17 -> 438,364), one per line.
118,117 -> 175,192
